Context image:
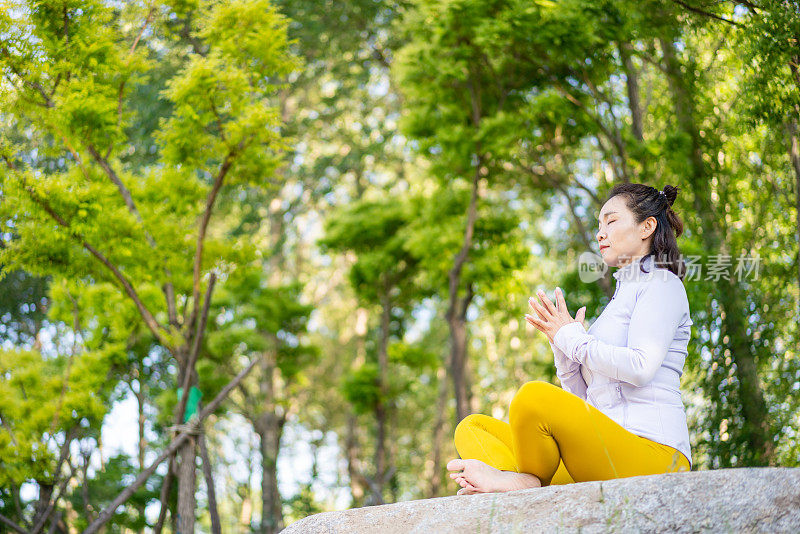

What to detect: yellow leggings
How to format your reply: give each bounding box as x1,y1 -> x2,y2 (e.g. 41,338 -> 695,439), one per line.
454,381 -> 690,486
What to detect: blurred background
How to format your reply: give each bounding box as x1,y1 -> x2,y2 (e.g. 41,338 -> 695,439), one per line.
0,0 -> 798,532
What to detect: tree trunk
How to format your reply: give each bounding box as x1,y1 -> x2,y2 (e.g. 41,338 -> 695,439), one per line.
446,167 -> 482,424
371,291 -> 392,504
427,363 -> 450,498
789,54 -> 800,315
32,483 -> 53,531
135,365 -> 146,471
718,279 -> 776,464
785,118 -> 800,316
619,41 -> 645,143
255,349 -> 285,534
255,416 -> 284,534
267,199 -> 286,286
659,35 -> 775,465
345,414 -> 367,507
175,436 -> 197,533
199,434 -> 221,534
346,324 -> 369,507
620,40 -> 649,183
134,370 -> 148,526
175,345 -> 198,534
446,309 -> 472,424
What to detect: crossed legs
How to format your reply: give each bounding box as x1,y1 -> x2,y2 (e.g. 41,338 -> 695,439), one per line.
447,380 -> 690,494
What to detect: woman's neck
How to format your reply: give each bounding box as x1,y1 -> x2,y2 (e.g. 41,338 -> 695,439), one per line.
616,253 -> 648,269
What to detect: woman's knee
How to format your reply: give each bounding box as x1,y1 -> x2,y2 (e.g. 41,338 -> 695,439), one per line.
454,413 -> 484,440
509,380 -> 559,420
453,413 -> 487,454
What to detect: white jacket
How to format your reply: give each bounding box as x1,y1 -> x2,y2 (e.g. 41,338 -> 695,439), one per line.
551,254 -> 694,467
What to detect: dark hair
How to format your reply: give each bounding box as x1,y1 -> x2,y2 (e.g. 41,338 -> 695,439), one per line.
604,183 -> 686,280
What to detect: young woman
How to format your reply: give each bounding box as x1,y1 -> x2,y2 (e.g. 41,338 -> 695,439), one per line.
446,183 -> 693,495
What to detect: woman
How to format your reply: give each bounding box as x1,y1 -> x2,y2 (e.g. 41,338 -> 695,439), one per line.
446,183 -> 693,495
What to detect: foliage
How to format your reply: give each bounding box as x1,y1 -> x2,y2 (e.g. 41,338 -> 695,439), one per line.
0,0 -> 797,531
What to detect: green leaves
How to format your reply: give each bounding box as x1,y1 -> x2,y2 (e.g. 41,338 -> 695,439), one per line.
736,1 -> 800,128
394,0 -> 618,177
0,347 -> 114,487
0,0 -> 301,350
207,266 -> 317,385
198,0 -> 302,80
157,0 -> 300,185
320,196 -> 425,304
0,2 -> 300,525
341,363 -> 381,415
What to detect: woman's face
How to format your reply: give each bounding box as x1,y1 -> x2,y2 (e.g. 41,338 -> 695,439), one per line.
596,195 -> 656,267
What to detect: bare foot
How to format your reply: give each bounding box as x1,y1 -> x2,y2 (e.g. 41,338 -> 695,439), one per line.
446,458 -> 541,494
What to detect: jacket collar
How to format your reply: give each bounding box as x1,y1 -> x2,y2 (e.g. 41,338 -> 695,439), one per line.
612,254 -> 655,282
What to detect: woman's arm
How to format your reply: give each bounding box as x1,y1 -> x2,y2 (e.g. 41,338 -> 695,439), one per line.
551,340 -> 588,399
552,278 -> 688,387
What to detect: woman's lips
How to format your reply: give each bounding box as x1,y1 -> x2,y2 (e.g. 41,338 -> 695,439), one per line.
599,245 -> 610,252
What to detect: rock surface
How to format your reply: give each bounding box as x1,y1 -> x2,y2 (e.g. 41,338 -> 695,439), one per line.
281,467 -> 800,533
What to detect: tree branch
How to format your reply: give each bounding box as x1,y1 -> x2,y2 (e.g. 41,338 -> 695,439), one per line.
88,137 -> 179,329
0,513 -> 28,534
157,274 -> 218,531
187,149 -> 238,329
6,13 -> 179,326
79,447 -> 95,523
551,83 -> 625,181
0,46 -> 54,107
83,356 -> 259,534
11,485 -> 27,527
0,408 -> 19,447
46,511 -> 62,534
106,6 -> 157,160
178,14 -> 207,57
30,429 -> 77,534
47,288 -> 81,435
734,0 -> 762,12
152,457 -> 174,534
579,74 -> 632,182
175,274 -> 217,426
85,145 -> 155,242
199,433 -> 221,534
669,0 -> 745,27
2,156 -> 168,346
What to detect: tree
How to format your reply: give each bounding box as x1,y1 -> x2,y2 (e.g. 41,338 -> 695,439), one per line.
393,0 -> 629,423
0,1 -> 298,530
320,196 -> 434,504
208,266 -> 317,533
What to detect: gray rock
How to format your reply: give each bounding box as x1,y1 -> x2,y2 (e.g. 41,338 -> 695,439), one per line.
281,467 -> 800,533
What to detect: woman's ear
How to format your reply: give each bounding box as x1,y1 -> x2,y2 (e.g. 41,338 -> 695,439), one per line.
641,216 -> 657,240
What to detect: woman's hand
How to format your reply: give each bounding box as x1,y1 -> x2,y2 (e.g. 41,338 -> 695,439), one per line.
525,287 -> 586,344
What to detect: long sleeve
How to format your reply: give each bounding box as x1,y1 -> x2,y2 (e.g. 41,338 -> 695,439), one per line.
552,278 -> 688,388
550,340 -> 587,399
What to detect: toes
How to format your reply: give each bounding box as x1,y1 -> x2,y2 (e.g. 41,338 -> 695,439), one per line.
458,478 -> 479,490
446,459 -> 465,471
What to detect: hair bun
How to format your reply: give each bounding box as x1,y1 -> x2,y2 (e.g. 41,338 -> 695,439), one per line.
662,185 -> 678,207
